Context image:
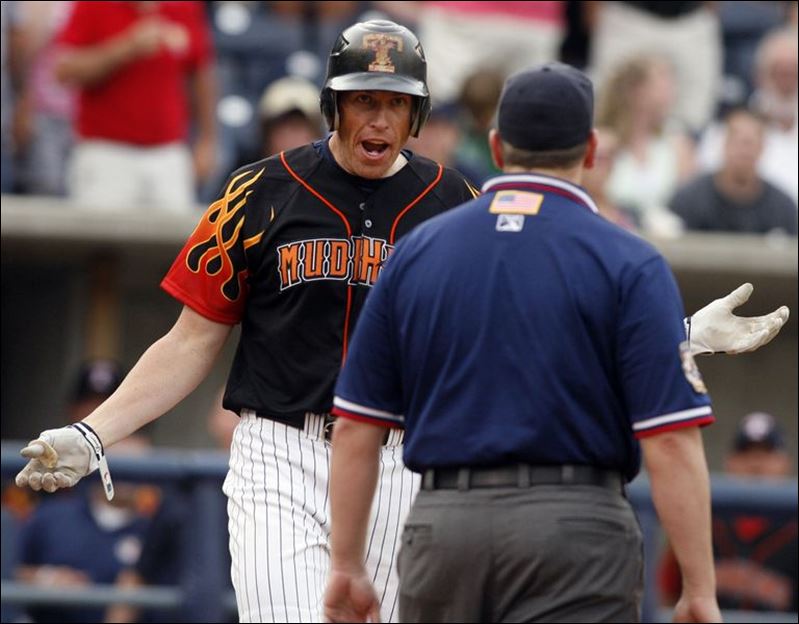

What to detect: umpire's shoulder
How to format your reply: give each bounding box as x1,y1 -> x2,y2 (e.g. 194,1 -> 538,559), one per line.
408,153 -> 480,208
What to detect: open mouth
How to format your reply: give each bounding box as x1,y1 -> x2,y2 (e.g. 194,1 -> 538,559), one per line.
360,140 -> 390,160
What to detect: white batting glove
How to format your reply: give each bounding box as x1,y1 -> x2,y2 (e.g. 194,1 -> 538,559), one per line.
687,283 -> 790,355
15,423 -> 115,500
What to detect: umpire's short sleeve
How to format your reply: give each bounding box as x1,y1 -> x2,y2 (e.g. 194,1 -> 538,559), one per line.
616,256 -> 714,438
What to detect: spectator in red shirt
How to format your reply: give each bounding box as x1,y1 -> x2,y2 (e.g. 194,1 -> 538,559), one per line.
56,1 -> 216,212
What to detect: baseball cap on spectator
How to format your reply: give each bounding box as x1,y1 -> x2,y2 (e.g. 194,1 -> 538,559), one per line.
498,62 -> 594,151
733,411 -> 785,452
72,359 -> 124,402
259,76 -> 322,126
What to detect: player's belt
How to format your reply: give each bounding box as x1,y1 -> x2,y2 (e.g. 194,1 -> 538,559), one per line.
241,410 -> 403,446
421,465 -> 624,492
306,413 -> 403,446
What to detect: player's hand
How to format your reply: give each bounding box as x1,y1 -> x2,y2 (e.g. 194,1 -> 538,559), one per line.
15,427 -> 95,493
688,283 -> 789,355
672,593 -> 722,623
324,566 -> 381,623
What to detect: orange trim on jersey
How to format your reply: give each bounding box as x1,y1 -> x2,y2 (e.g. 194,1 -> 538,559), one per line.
280,151 -> 352,237
389,163 -> 444,244
279,150 -> 354,363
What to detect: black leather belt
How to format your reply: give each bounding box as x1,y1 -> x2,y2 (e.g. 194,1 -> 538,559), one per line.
322,415 -> 397,445
421,465 -> 624,492
252,411 -> 397,445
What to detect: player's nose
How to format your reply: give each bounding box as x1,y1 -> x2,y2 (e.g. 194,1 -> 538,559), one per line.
368,105 -> 391,130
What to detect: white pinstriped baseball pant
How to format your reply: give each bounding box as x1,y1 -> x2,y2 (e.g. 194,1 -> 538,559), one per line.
224,411 -> 418,623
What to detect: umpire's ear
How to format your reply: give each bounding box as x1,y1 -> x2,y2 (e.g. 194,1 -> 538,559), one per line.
583,129 -> 599,170
488,129 -> 504,171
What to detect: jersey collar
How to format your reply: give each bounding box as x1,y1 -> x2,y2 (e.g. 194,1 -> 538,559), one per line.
482,173 -> 599,214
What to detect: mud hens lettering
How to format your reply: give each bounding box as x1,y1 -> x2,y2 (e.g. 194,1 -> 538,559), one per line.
277,236 -> 394,290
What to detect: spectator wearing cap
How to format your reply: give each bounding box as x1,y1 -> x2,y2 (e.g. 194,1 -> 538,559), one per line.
258,75 -> 324,159
69,359 -> 124,423
324,62 -> 720,623
726,411 -> 791,478
659,411 -> 797,613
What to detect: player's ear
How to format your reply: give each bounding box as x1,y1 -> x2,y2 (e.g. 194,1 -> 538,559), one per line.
489,129 -> 504,170
583,129 -> 599,170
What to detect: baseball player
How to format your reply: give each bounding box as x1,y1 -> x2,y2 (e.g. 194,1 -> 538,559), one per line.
15,20 -> 789,624
323,64 -> 735,623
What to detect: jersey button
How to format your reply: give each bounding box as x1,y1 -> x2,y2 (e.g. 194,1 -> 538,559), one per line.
364,219 -> 373,228
359,202 -> 367,211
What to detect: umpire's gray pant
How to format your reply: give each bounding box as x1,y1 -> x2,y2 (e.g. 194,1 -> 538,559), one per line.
397,485 -> 643,623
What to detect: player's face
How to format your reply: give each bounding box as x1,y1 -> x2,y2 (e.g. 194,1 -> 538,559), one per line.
331,90 -> 413,178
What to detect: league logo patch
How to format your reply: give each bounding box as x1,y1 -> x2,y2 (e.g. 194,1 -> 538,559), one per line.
680,341 -> 708,394
496,214 -> 525,232
363,34 -> 403,73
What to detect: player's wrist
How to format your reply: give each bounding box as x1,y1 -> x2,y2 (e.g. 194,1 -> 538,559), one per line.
70,422 -> 115,500
329,558 -> 367,576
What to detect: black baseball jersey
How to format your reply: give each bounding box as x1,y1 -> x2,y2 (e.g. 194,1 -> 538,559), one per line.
162,140 -> 478,423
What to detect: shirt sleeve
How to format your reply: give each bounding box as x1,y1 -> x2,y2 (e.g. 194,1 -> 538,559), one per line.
161,166 -> 265,324
57,1 -> 97,47
616,255 -> 714,438
184,1 -> 213,70
332,253 -> 404,428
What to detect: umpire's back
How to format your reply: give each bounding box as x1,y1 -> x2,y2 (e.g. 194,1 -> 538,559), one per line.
380,64 -> 712,481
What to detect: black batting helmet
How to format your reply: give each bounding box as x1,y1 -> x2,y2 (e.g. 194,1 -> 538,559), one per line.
321,20 -> 431,137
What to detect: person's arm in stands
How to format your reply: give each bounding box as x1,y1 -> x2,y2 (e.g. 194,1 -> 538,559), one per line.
56,17 -> 165,87
190,63 -> 217,186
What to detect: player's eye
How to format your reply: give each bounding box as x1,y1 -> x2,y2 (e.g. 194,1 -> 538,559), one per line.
355,93 -> 372,105
392,97 -> 409,107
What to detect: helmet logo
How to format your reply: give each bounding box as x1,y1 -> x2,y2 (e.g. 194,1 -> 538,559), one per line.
362,34 -> 403,73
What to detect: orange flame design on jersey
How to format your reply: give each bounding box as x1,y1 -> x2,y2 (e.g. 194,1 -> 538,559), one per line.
186,167 -> 265,302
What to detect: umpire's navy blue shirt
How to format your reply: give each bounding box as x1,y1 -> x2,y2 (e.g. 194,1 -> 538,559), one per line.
332,173 -> 714,481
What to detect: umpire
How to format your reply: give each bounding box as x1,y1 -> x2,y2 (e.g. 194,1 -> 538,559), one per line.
324,63 -> 723,623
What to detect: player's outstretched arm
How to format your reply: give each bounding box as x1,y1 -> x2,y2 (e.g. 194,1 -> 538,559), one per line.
687,283 -> 789,355
16,306 -> 232,497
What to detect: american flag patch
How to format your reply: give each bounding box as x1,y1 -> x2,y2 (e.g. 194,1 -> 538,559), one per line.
489,191 -> 544,215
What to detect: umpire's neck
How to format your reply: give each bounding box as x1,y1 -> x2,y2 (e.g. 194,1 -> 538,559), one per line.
488,128 -> 599,187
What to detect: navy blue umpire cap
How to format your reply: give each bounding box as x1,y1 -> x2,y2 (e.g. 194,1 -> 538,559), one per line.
498,62 -> 594,152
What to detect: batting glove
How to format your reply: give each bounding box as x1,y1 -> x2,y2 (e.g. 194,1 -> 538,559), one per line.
687,283 -> 790,355
15,423 -> 115,500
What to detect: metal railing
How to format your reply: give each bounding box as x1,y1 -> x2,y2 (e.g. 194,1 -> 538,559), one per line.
2,442 -> 797,623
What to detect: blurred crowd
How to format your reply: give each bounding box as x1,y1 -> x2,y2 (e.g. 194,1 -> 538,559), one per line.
1,0 -> 797,237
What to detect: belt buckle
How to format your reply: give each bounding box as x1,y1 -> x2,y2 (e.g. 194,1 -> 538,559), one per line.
323,415 -> 336,441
